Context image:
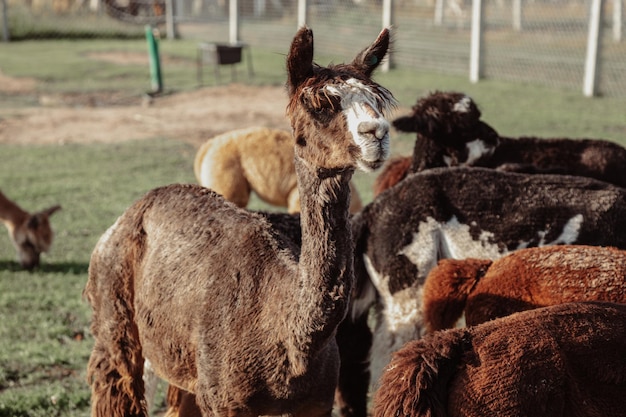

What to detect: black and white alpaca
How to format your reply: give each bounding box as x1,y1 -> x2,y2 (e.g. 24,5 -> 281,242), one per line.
376,90 -> 626,194
352,166 -> 626,392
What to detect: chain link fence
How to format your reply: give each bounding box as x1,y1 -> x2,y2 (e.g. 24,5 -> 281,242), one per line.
2,0 -> 625,97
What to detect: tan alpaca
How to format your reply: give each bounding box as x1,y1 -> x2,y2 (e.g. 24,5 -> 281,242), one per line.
0,190 -> 61,269
194,126 -> 363,214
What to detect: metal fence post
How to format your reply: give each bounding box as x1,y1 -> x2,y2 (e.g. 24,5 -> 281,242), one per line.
583,0 -> 604,97
512,0 -> 523,31
298,0 -> 307,28
469,0 -> 484,83
165,0 -> 179,40
434,0 -> 444,25
382,0 -> 394,72
230,0 -> 239,43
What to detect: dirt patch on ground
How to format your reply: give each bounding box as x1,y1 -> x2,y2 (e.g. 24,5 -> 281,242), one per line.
0,80 -> 292,147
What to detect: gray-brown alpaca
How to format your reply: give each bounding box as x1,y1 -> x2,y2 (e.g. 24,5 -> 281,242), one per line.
422,245 -> 626,333
84,26 -> 396,417
0,189 -> 61,269
374,301 -> 626,417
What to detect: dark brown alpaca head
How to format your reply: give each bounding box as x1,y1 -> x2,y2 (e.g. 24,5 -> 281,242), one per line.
393,90 -> 498,149
286,27 -> 397,173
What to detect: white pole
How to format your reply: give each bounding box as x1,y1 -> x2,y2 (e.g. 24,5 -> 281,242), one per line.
583,0 -> 604,96
165,0 -> 179,40
229,0 -> 239,43
469,0 -> 484,83
512,0 -> 522,31
434,0 -> 444,25
382,0 -> 393,72
614,0 -> 622,42
298,0 -> 307,28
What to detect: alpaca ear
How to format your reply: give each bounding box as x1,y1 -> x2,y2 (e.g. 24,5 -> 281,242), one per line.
392,115 -> 418,133
42,205 -> 62,218
351,28 -> 390,76
287,26 -> 314,96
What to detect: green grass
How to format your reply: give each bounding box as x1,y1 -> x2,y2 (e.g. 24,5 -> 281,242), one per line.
0,139 -> 198,417
0,38 -> 625,416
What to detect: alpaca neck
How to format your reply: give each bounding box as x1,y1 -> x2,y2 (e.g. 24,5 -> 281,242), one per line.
0,191 -> 28,234
411,134 -> 447,172
290,156 -> 354,358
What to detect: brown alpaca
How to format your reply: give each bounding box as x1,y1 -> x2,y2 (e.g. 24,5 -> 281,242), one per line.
422,245 -> 626,333
0,190 -> 61,269
374,301 -> 626,417
194,126 -> 363,214
84,25 -> 396,417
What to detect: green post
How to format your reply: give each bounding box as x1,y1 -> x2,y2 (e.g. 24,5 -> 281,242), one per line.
145,25 -> 163,94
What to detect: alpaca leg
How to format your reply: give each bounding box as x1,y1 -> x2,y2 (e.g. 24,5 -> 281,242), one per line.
87,340 -> 148,417
143,360 -> 161,414
335,314 -> 372,417
86,265 -> 148,417
164,385 -> 202,417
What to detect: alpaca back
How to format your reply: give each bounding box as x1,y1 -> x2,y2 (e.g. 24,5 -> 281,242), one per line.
374,301 -> 626,417
86,185 -> 304,395
194,127 -> 363,213
463,245 -> 626,326
194,127 -> 298,208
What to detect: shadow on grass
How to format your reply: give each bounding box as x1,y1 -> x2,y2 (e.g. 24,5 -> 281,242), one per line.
0,260 -> 89,274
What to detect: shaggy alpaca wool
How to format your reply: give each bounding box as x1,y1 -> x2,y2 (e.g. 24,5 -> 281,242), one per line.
374,301 -> 626,417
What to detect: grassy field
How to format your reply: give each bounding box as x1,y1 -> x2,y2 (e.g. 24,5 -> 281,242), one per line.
0,37 -> 625,416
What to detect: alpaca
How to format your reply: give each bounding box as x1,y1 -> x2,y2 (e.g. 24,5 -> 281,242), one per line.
0,190 -> 61,269
193,126 -> 363,214
84,25 -> 396,417
422,245 -> 626,333
158,210 -> 372,417
373,301 -> 626,417
350,166 -> 626,391
375,90 -> 626,194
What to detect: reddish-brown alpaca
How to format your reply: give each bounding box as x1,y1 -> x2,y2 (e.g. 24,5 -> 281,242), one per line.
84,26 -> 396,417
0,190 -> 61,269
422,245 -> 626,333
374,301 -> 626,417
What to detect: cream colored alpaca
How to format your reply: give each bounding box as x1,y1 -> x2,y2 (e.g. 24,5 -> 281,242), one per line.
194,126 -> 363,214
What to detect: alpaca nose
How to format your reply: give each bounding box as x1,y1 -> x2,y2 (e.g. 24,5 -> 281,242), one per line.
358,121 -> 389,141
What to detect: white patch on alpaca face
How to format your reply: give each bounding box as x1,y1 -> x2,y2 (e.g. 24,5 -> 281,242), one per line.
324,79 -> 396,172
464,138 -> 494,164
453,95 -> 472,113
